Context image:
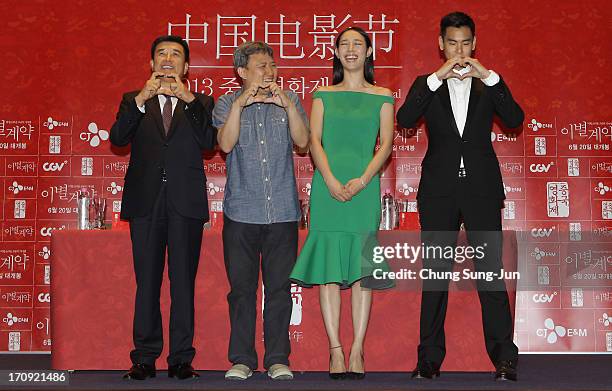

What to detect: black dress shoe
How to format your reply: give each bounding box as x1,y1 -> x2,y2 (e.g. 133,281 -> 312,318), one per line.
494,360 -> 517,381
168,363 -> 199,379
329,372 -> 347,380
346,351 -> 365,380
346,371 -> 365,380
411,361 -> 440,379
123,363 -> 156,380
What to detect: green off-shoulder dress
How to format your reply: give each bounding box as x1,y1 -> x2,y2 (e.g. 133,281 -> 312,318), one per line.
290,90 -> 395,289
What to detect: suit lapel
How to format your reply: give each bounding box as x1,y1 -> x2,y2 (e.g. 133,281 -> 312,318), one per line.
145,97 -> 166,139
439,81 -> 461,138
463,78 -> 483,138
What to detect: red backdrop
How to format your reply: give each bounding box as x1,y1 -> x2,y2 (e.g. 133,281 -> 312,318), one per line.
0,0 -> 611,355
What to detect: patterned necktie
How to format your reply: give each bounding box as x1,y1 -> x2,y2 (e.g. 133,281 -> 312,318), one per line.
162,96 -> 172,135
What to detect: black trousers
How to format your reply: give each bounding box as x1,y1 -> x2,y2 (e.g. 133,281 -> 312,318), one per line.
417,179 -> 518,366
222,216 -> 298,370
128,183 -> 204,366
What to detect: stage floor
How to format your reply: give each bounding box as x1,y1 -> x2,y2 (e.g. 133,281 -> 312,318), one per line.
1,355 -> 611,391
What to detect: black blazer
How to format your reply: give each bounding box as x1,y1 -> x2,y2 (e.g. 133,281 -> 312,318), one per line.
396,75 -> 524,200
110,91 -> 216,220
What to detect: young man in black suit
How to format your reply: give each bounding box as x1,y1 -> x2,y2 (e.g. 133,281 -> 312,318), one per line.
397,12 -> 524,381
110,35 -> 215,380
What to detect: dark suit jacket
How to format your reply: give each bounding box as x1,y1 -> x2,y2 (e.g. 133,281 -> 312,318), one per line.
110,91 -> 215,220
396,75 -> 524,200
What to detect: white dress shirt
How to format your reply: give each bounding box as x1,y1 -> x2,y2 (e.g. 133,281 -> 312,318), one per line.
136,95 -> 178,115
426,66 -> 500,168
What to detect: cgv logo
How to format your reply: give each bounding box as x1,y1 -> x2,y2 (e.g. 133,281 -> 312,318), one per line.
530,162 -> 554,173
42,161 -> 67,172
532,292 -> 557,303
40,225 -> 66,237
531,227 -> 555,238
37,293 -> 50,303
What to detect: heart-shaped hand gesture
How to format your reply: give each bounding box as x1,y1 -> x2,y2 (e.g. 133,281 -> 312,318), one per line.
456,57 -> 491,80
435,56 -> 469,80
236,83 -> 268,107
262,82 -> 291,108
153,73 -> 193,102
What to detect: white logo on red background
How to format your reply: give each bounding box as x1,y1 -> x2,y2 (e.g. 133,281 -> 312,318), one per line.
301,182 -> 311,196
602,201 -> 612,220
42,161 -> 67,172
81,157 -> 93,176
536,318 -> 588,344
399,183 -> 417,195
207,182 -> 224,196
491,132 -> 518,142
43,117 -> 69,130
503,183 -> 522,195
532,292 -> 557,303
503,200 -> 516,220
13,200 -> 26,219
594,182 -> 610,196
2,313 -> 28,327
567,158 -> 580,176
546,182 -> 570,218
531,247 -> 557,261
80,122 -> 109,147
8,181 -> 34,195
37,293 -> 50,303
538,318 -> 566,344
529,162 -> 554,173
107,182 -> 123,195
534,137 -> 547,155
600,313 -> 611,327
531,227 -> 555,238
528,118 -> 553,132
40,225 -> 66,237
38,246 -> 51,260
48,135 -> 61,154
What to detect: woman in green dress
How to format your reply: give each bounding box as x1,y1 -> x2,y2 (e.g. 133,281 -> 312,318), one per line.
290,26 -> 394,379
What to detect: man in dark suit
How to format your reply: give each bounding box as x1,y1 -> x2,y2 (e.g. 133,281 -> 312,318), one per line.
396,12 -> 524,381
110,35 -> 215,380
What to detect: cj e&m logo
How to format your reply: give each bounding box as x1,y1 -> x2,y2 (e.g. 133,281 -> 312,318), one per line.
8,181 -> 34,195
536,318 -> 587,344
2,313 -> 29,327
528,118 -> 553,132
43,117 -> 69,130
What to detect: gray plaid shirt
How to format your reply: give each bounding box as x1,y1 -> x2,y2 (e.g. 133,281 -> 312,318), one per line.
212,89 -> 308,224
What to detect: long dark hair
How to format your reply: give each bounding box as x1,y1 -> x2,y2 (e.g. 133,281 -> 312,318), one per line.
332,27 -> 375,85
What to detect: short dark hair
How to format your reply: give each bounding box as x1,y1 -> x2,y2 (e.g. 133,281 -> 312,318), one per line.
233,41 -> 274,69
150,35 -> 190,63
332,27 -> 375,85
440,12 -> 475,38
